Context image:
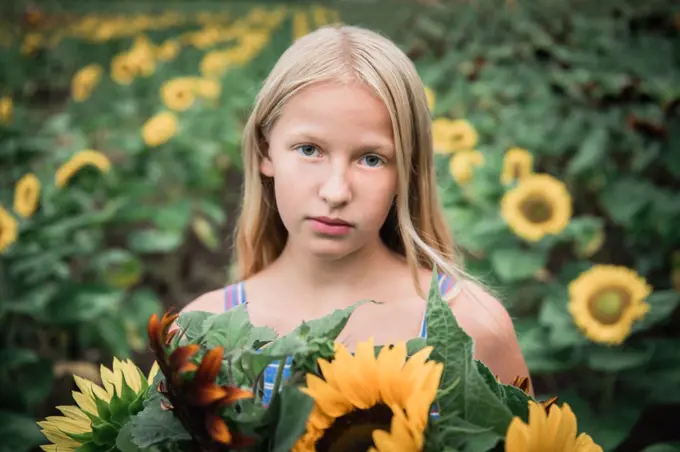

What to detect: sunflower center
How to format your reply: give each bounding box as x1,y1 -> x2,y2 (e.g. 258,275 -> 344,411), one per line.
519,196 -> 553,223
588,289 -> 631,324
315,404 -> 392,452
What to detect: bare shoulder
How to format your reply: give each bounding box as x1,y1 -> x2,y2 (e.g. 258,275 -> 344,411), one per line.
181,288 -> 226,315
444,279 -> 532,393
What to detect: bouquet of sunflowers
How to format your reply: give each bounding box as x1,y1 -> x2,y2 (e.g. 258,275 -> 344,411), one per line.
38,271 -> 602,452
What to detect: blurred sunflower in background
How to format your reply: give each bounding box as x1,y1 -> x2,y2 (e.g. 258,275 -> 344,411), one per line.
161,77 -> 198,111
0,96 -> 14,124
293,340 -> 442,452
500,147 -> 534,186
432,118 -> 478,154
55,150 -> 111,188
13,173 -> 41,218
142,111 -> 179,147
0,205 -> 18,254
568,265 -> 652,345
71,63 -> 103,102
501,173 -> 572,242
449,150 -> 485,185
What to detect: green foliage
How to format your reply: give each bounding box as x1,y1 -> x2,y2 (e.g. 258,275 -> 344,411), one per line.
401,0 -> 680,449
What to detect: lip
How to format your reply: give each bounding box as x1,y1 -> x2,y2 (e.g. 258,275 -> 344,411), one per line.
310,216 -> 353,227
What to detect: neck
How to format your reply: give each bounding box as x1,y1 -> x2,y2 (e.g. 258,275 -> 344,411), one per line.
273,238 -> 399,295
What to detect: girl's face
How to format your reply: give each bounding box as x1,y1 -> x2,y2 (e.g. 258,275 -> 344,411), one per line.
261,81 -> 398,260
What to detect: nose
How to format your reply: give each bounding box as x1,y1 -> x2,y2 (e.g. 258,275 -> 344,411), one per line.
318,167 -> 352,209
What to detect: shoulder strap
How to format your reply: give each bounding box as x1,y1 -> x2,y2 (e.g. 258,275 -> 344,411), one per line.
224,282 -> 246,311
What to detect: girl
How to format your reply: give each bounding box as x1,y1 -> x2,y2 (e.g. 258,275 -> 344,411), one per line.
181,24 -> 531,403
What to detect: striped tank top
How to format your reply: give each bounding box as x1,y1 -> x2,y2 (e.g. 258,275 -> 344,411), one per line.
223,274 -> 456,406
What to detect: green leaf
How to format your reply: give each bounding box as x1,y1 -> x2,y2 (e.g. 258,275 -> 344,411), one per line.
437,416 -> 502,452
270,387 -> 314,452
489,248 -> 548,283
115,422 -> 142,452
129,399 -> 191,448
296,300 -> 371,339
43,285 -> 124,325
642,444 -> 680,452
176,311 -> 214,342
95,249 -> 143,289
152,200 -> 192,233
586,342 -> 655,371
632,290 -> 680,333
109,392 -> 130,427
538,288 -> 589,349
498,384 -> 532,422
0,410 -> 45,452
0,348 -> 39,371
4,357 -> 54,410
425,269 -> 513,435
127,229 -> 183,254
600,178 -> 655,225
566,126 -> 608,175
203,304 -> 253,349
239,334 -> 309,381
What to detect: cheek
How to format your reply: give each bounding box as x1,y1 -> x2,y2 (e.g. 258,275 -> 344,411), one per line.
356,172 -> 396,228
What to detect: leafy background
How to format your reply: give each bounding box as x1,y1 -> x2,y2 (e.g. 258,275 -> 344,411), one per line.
0,0 -> 679,451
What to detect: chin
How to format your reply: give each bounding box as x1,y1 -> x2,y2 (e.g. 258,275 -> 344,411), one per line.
305,239 -> 361,260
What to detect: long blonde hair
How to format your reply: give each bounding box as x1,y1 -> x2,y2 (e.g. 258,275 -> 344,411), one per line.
233,24 -> 467,295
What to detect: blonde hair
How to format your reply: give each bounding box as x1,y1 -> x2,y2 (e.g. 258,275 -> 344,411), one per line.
233,24 -> 470,296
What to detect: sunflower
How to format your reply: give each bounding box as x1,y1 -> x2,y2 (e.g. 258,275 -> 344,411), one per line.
449,150 -> 485,185
0,96 -> 12,124
507,376 -> 557,412
110,52 -> 137,85
196,78 -> 221,101
500,147 -> 534,186
432,118 -> 478,154
160,77 -> 197,111
142,111 -> 179,147
38,358 -> 159,451
568,265 -> 652,345
292,339 -> 443,452
71,64 -> 103,102
13,173 -> 41,218
505,402 -> 602,452
55,150 -> 111,188
500,173 -> 572,242
0,205 -> 18,254
156,39 -> 180,62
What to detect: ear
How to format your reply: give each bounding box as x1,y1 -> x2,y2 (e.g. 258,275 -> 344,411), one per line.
260,154 -> 274,177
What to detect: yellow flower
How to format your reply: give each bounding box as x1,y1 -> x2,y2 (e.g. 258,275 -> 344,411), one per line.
21,32 -> 43,55
38,359 -> 159,452
500,147 -> 534,185
142,111 -> 179,147
156,39 -> 180,62
71,64 -> 103,102
505,402 -> 602,452
292,340 -> 442,451
292,11 -> 310,40
161,78 -> 197,111
196,78 -> 221,101
0,96 -> 13,124
55,150 -> 111,188
449,150 -> 485,185
13,173 -> 41,218
110,52 -> 137,85
568,265 -> 652,345
0,206 -> 18,254
424,86 -> 435,111
501,173 -> 572,242
199,50 -> 233,79
432,118 -> 478,154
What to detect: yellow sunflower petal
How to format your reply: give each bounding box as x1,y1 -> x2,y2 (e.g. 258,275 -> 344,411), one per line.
377,342 -> 408,406
72,391 -> 97,416
504,417 -> 531,452
302,374 -> 353,418
56,405 -> 90,423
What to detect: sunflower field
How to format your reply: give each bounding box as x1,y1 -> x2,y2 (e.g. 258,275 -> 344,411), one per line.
1,0 -> 679,451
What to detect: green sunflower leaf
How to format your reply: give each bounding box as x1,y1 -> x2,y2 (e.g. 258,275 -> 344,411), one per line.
92,421 -> 118,446
425,268 -> 514,436
94,396 -> 112,424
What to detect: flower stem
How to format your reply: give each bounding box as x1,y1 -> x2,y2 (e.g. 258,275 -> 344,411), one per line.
271,356 -> 287,398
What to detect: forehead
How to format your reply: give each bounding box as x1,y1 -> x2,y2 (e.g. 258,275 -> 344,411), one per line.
272,81 -> 394,148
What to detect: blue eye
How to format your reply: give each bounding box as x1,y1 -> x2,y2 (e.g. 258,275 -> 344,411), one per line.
360,154 -> 385,168
295,144 -> 320,157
